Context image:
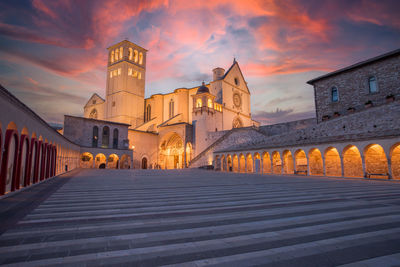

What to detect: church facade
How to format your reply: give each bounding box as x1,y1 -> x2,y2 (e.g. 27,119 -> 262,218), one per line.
83,40 -> 258,169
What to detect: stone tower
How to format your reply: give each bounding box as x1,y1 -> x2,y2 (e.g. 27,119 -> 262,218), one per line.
105,40 -> 147,128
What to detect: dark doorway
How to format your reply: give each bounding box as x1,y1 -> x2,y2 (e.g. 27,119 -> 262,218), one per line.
142,158 -> 148,169
99,163 -> 106,169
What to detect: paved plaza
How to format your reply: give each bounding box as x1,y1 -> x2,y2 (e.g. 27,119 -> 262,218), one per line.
1,170 -> 400,266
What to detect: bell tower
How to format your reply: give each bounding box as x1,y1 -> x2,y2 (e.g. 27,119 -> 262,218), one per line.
105,40 -> 147,128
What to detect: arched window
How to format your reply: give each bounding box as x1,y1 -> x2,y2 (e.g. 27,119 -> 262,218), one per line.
146,105 -> 151,122
169,99 -> 174,118
331,87 -> 339,102
119,47 -> 123,59
196,98 -> 202,108
113,129 -> 118,149
369,76 -> 378,93
115,49 -> 119,61
128,48 -> 133,60
128,68 -> 132,76
138,72 -> 141,80
111,51 -> 114,63
134,50 -> 138,62
139,52 -> 143,64
92,126 -> 98,147
102,126 -> 109,148
89,109 -> 97,119
207,98 -> 213,108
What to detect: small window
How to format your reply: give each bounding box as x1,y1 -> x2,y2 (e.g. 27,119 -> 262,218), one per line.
369,76 -> 378,93
110,72 -> 113,78
196,98 -> 202,108
331,87 -> 339,102
234,77 -> 239,86
119,47 -> 123,59
118,68 -> 121,75
111,51 -> 114,63
133,71 -> 138,78
112,101 -> 116,107
134,50 -> 138,62
138,72 -> 141,80
92,100 -> 96,104
128,68 -> 132,76
115,49 -> 119,61
169,99 -> 174,118
139,52 -> 143,64
128,48 -> 133,60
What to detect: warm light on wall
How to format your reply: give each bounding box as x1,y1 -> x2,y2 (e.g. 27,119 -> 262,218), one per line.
196,98 -> 202,108
207,98 -> 213,108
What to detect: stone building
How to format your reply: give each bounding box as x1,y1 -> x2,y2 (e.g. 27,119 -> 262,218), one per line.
80,40 -> 259,169
213,49 -> 400,180
308,49 -> 400,123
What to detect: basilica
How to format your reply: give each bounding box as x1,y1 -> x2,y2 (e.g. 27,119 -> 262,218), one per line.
79,40 -> 258,169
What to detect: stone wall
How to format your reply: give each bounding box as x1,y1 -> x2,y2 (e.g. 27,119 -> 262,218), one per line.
258,118 -> 316,136
224,100 -> 400,151
64,115 -> 129,149
311,53 -> 400,123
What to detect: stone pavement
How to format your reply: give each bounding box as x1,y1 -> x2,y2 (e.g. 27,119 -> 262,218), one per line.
1,169 -> 400,266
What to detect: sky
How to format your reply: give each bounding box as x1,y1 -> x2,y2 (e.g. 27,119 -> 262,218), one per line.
0,0 -> 399,125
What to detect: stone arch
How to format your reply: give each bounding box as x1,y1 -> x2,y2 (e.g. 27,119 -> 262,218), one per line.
159,133 -> 184,169
390,143 -> 400,179
120,154 -> 131,169
309,148 -> 323,175
227,154 -> 232,172
262,152 -> 271,174
343,145 -> 363,177
254,153 -> 261,173
16,134 -> 30,188
141,157 -> 148,169
95,153 -> 106,169
215,155 -> 220,170
239,154 -> 246,173
272,151 -> 282,174
294,149 -> 307,174
80,152 -> 94,168
232,154 -> 239,172
0,123 -> 19,195
246,153 -> 253,173
282,150 -> 294,174
324,147 -> 341,176
364,144 -> 389,178
107,154 -> 119,169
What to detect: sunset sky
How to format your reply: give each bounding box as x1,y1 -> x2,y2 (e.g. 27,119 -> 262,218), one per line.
0,0 -> 399,125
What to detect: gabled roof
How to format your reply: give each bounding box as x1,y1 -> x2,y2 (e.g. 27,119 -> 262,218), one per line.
84,93 -> 105,108
307,48 -> 400,85
221,59 -> 250,94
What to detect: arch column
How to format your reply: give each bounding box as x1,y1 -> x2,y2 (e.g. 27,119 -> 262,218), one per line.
322,156 -> 326,176
340,156 -> 344,177
270,158 -> 273,175
386,151 -> 393,179
307,156 -> 311,176
361,154 -> 367,178
244,159 -> 247,173
260,157 -> 264,174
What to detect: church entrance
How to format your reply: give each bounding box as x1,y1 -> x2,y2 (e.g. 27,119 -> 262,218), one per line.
142,157 -> 148,169
159,133 -> 184,169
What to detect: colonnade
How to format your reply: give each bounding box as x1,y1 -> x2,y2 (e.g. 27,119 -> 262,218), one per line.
215,141 -> 400,179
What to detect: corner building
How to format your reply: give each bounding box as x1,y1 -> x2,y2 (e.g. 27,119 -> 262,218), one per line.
83,40 -> 258,169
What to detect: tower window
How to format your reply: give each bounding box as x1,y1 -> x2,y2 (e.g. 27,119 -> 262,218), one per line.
115,48 -> 119,61
134,50 -> 138,62
112,101 -> 116,107
128,68 -> 132,76
369,76 -> 378,93
169,99 -> 174,118
119,47 -> 123,59
331,87 -> 339,102
128,48 -> 133,60
118,68 -> 121,75
138,72 -> 141,80
133,71 -> 138,78
111,51 -> 114,63
139,52 -> 143,64
110,72 -> 113,78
